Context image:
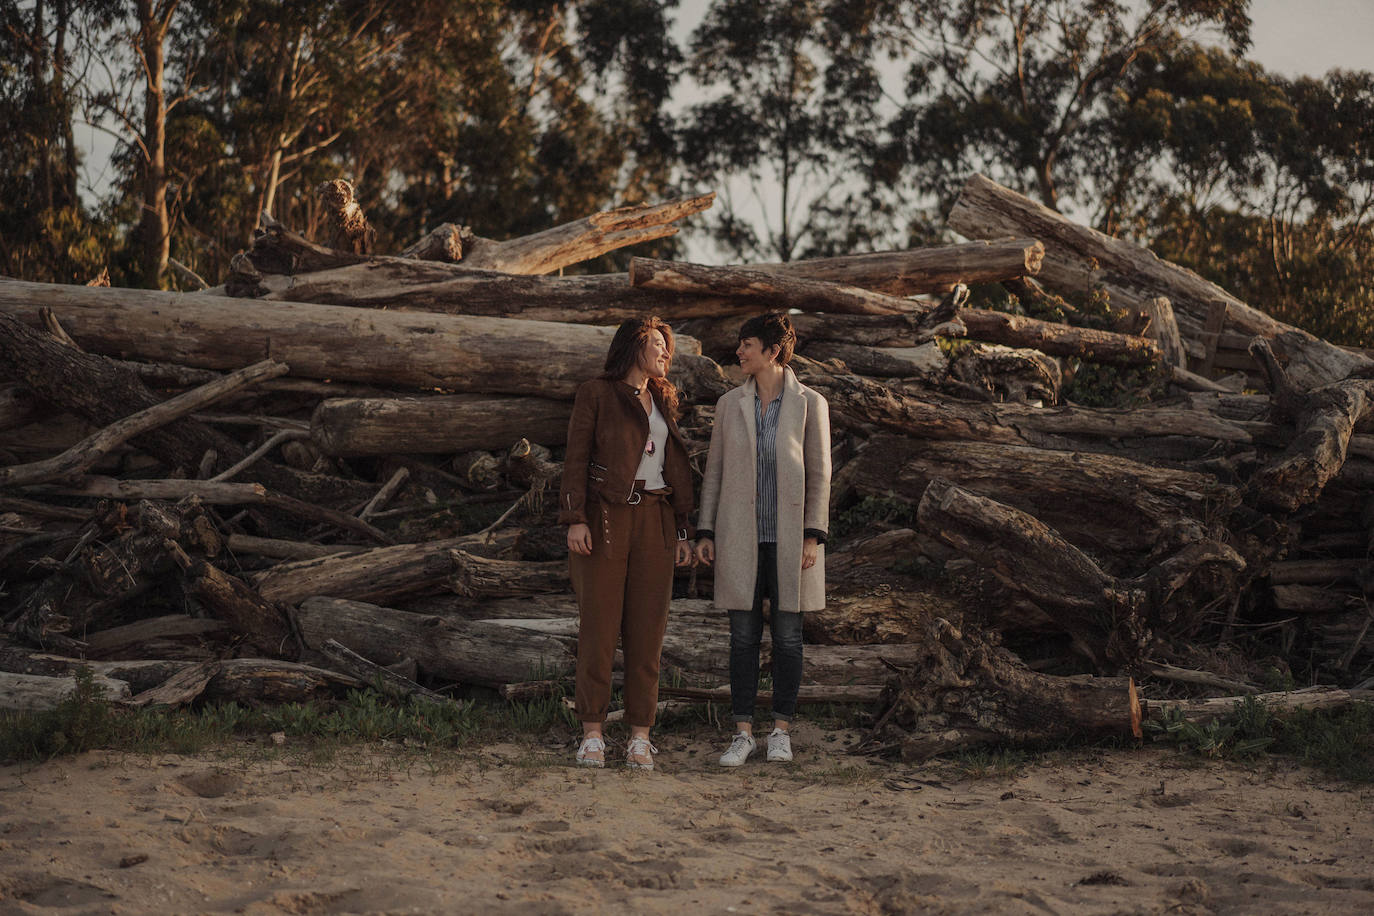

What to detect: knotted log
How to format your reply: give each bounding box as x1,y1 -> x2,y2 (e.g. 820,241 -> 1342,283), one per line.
948,173 -> 1371,388
859,617 -> 1141,761
916,478 -> 1244,667
1246,339 -> 1374,513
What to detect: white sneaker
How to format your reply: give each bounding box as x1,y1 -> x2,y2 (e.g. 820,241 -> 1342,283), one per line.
766,728 -> 793,762
575,734 -> 605,767
718,732 -> 756,767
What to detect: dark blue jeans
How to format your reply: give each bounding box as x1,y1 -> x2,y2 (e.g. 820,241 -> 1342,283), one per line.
729,543 -> 804,723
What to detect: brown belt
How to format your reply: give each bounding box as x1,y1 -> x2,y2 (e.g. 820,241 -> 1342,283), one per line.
627,479 -> 671,505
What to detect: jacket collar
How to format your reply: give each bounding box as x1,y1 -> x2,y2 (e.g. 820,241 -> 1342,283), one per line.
741,368 -> 801,450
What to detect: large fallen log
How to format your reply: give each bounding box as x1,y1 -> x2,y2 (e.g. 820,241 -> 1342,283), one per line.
231,193 -> 717,287
0,309 -> 337,502
295,596 -> 576,687
229,239 -> 1045,322
859,617 -> 1141,760
1246,339 -> 1374,513
842,434 -> 1232,561
947,173 -> 1371,388
628,257 -> 932,316
0,280 -> 729,401
793,357 -> 1267,465
916,478 -> 1244,667
310,394 -> 571,457
252,528 -> 521,605
0,670 -> 132,711
1144,686 -> 1374,724
957,308 -> 1161,367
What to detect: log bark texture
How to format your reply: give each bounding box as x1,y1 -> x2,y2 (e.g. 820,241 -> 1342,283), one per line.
252,529 -> 520,605
0,280 -> 730,401
295,596 -> 576,687
231,240 -> 1044,322
310,394 -> 571,457
948,173 -> 1371,388
862,617 -> 1141,760
917,478 -> 1244,666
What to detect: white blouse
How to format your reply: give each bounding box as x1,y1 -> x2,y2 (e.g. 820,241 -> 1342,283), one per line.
634,398 -> 669,489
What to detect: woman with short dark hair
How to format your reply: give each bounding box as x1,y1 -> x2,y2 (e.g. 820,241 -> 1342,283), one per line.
559,317 -> 695,770
695,311 -> 831,766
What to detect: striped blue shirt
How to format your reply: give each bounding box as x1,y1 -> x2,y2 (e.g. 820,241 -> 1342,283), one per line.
754,392 -> 782,543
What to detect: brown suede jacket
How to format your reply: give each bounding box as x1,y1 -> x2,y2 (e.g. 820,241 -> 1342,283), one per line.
558,378 -> 694,538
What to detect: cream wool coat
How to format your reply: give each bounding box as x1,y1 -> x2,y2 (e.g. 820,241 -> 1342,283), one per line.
697,368 -> 831,612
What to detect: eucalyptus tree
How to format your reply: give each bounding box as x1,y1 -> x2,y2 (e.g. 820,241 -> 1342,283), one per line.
678,0 -> 905,262
0,0 -> 120,282
891,0 -> 1252,216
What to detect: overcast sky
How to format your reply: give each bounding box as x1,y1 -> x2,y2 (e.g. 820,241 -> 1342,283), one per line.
1248,0 -> 1374,77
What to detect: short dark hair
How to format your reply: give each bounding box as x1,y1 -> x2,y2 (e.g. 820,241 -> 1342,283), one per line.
737,312 -> 795,367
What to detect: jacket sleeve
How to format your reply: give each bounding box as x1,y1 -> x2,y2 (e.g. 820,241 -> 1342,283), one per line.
558,382 -> 598,526
695,394 -> 728,539
802,390 -> 831,539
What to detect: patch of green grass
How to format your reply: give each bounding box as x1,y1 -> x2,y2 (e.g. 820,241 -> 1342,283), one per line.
0,668 -> 118,760
1143,695 -> 1374,783
1269,702 -> 1374,783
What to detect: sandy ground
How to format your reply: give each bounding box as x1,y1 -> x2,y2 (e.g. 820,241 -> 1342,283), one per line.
2,721 -> 1372,915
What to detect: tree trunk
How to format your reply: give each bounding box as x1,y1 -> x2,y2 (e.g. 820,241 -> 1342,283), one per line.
81,615 -> 229,660
228,240 -> 1044,323
841,433 -> 1232,561
628,257 -> 933,316
184,560 -> 297,658
0,280 -> 729,402
231,194 -> 717,289
448,550 -> 569,598
459,194 -> 717,274
1144,687 -> 1374,724
957,309 -> 1161,367
860,617 -> 1141,761
1247,340 -> 1374,513
311,394 -> 571,457
134,0 -> 177,288
251,529 -> 521,606
0,670 -> 131,711
294,596 -> 576,687
916,479 -> 1244,668
947,173 -> 1371,388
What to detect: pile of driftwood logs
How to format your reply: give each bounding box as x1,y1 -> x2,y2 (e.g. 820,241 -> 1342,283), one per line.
3,174 -> 1371,760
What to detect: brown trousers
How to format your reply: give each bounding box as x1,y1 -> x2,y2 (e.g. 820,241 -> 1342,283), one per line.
570,490 -> 675,728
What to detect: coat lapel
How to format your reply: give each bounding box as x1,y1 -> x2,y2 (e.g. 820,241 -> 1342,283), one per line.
740,375 -> 758,456
777,368 -> 806,457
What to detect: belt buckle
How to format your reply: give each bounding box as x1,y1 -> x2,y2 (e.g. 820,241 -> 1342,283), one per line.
627,490 -> 642,506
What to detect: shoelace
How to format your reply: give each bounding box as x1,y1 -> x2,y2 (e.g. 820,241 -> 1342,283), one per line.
626,737 -> 658,759
577,736 -> 605,758
729,735 -> 753,753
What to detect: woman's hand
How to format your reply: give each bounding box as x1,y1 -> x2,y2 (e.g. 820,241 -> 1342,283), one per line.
695,538 -> 715,566
567,523 -> 593,556
675,540 -> 695,567
802,536 -> 819,570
